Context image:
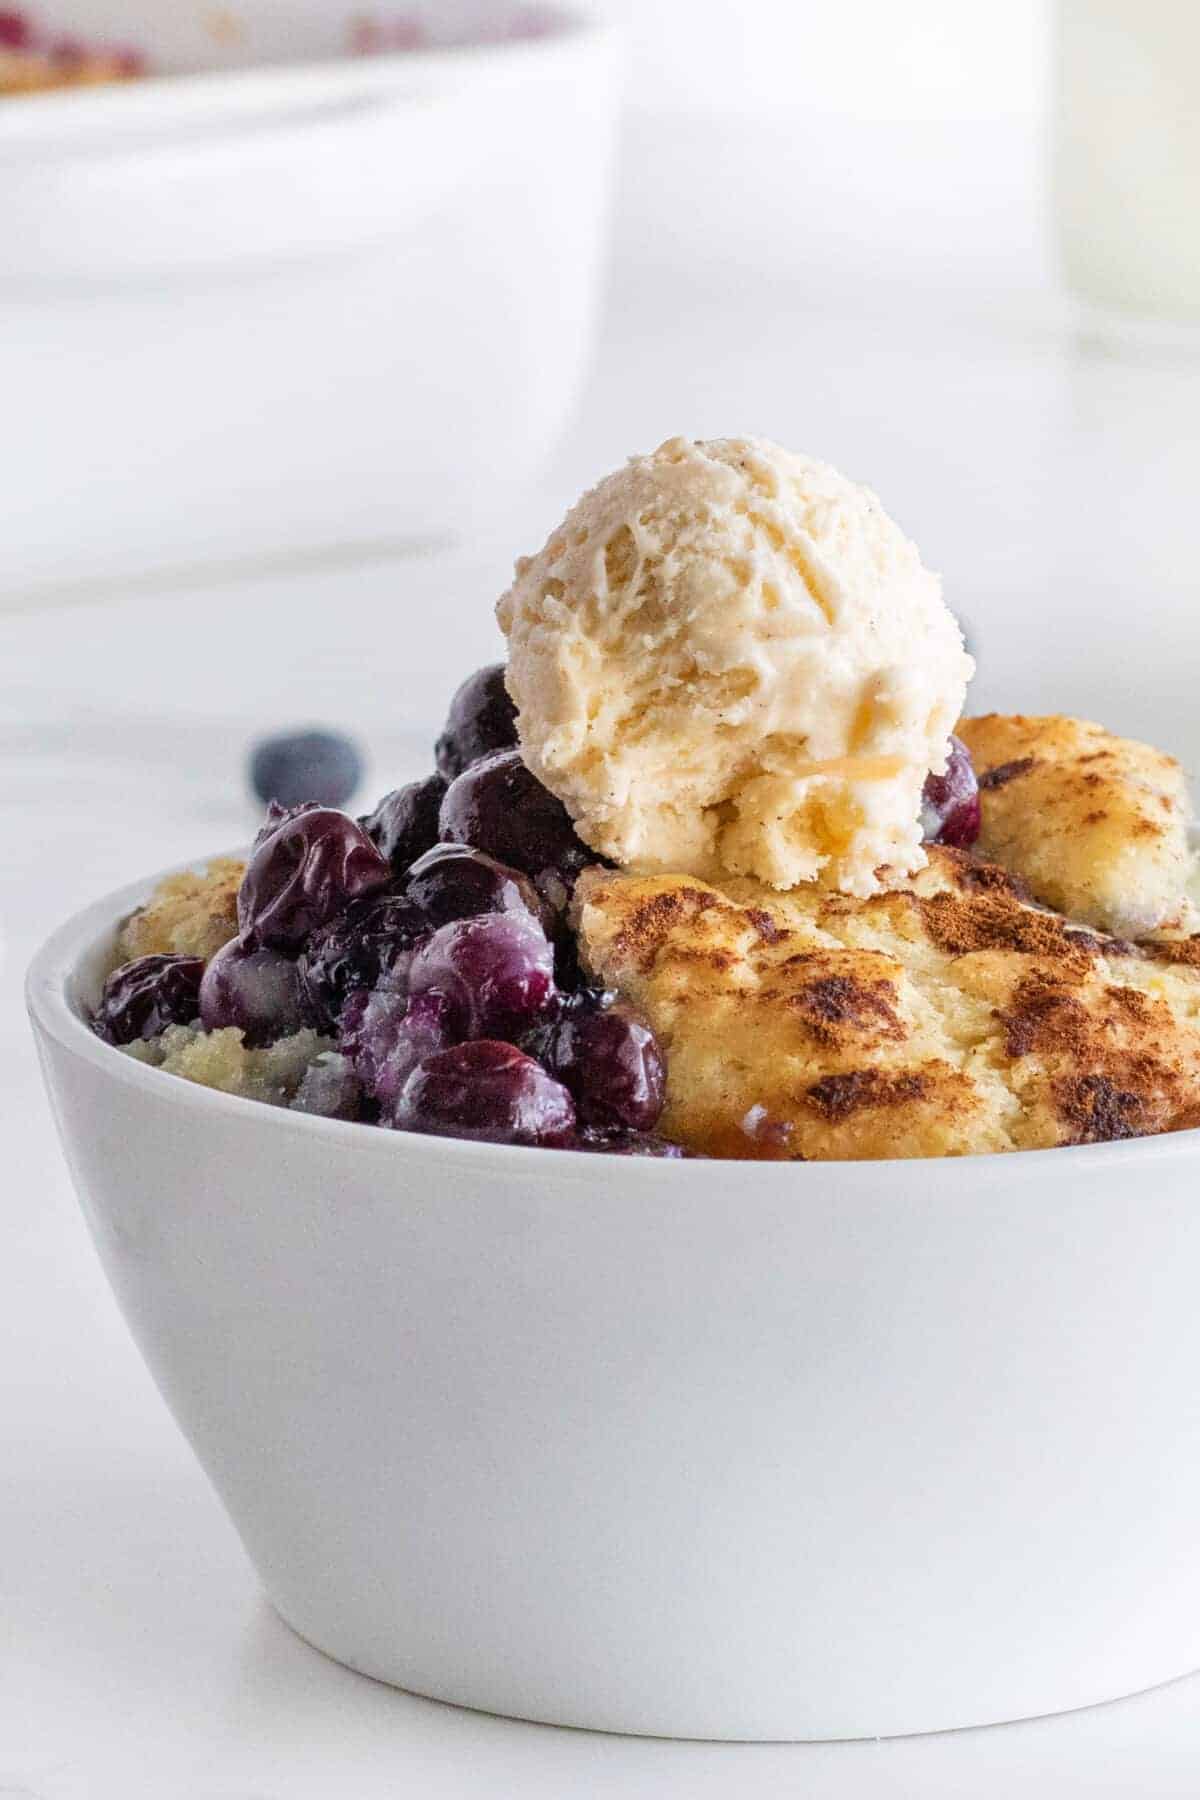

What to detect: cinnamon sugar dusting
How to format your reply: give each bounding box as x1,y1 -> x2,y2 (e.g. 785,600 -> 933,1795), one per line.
979,757 -> 1037,790
573,824 -> 1200,1161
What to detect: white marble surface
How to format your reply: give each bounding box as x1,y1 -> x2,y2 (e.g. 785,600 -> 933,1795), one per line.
5,259 -> 1200,1796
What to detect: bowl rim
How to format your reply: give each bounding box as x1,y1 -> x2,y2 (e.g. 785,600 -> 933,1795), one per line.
0,4 -> 612,147
26,851 -> 1200,1183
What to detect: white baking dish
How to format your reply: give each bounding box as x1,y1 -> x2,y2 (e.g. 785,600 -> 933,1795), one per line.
0,5 -> 618,593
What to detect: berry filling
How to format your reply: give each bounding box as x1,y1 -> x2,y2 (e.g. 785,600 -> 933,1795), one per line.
91,663 -> 687,1154
920,735 -> 981,849
94,953 -> 204,1045
439,747 -> 595,911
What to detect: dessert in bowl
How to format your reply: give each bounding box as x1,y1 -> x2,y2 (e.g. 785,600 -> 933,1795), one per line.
29,436 -> 1200,1739
75,436 -> 1200,1162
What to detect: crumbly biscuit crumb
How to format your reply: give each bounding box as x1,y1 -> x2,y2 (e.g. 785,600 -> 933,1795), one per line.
115,858 -> 244,966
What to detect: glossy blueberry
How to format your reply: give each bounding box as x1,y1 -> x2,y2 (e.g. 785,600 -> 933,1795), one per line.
407,910 -> 556,1042
253,799 -> 320,849
362,774 -> 446,875
439,748 -> 594,908
198,938 -> 310,1046
435,663 -> 518,781
249,729 -> 363,810
920,734 -> 981,849
542,990 -> 666,1132
92,953 -> 204,1045
574,1128 -> 687,1158
339,987 -> 458,1113
405,842 -> 553,935
237,807 -> 389,952
300,889 -> 428,1027
290,1052 -> 363,1121
393,1041 -> 576,1146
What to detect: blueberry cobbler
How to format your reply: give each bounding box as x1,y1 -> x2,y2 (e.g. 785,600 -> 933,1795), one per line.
92,438 -> 1200,1159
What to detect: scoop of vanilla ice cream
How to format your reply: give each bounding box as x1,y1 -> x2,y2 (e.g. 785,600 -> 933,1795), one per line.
496,436 -> 974,895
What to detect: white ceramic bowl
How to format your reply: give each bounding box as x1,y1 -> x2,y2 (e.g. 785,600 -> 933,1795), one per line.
0,6 -> 617,593
28,863 -> 1200,1741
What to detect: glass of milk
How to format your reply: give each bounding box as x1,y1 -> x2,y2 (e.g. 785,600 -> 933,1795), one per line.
1056,0 -> 1200,338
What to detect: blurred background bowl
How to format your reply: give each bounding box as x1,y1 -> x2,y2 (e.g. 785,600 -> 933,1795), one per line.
0,3 -> 618,592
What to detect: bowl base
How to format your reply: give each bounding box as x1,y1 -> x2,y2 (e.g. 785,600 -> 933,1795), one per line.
267,1596 -> 1200,1745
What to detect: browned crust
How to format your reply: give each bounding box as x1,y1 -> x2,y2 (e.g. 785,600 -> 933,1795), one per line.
115,858 -> 244,966
957,713 -> 1192,936
574,837 -> 1200,1161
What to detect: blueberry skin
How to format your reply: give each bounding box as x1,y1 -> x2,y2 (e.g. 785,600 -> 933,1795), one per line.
405,842 -> 554,936
920,735 -> 981,849
574,1129 -> 687,1158
92,953 -> 204,1045
435,664 -> 518,782
339,987 -> 459,1115
300,889 -> 429,1028
362,774 -> 446,876
542,990 -> 666,1133
394,1040 -> 576,1147
439,748 -> 595,909
198,938 -> 311,1047
237,807 -> 391,953
406,910 -> 557,1043
250,730 -> 363,811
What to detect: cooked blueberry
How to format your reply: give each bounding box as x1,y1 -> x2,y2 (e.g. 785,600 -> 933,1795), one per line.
435,664 -> 518,781
300,889 -> 427,1027
92,953 -> 204,1045
407,910 -> 556,1041
394,1041 -> 576,1146
340,987 -> 458,1113
253,798 -> 320,849
249,729 -> 363,810
290,1052 -> 363,1121
542,990 -> 666,1132
574,1128 -> 687,1158
405,842 -> 553,935
439,748 -> 594,907
362,774 -> 446,875
238,807 -> 389,952
920,735 -> 981,849
198,939 -> 310,1046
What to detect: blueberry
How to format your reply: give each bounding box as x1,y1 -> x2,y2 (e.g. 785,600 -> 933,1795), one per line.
249,729 -> 363,811
198,939 -> 310,1046
92,953 -> 204,1045
253,799 -> 320,849
300,889 -> 428,1028
574,1128 -> 687,1158
435,664 -> 518,781
339,987 -> 458,1113
921,735 -> 981,849
407,910 -> 556,1042
290,1052 -> 363,1121
405,842 -> 553,935
362,774 -> 446,875
394,1041 -> 576,1146
542,990 -> 666,1132
238,807 -> 390,952
439,748 -> 594,908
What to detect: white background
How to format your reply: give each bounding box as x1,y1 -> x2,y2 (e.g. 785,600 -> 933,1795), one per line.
6,1 -> 1200,1793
